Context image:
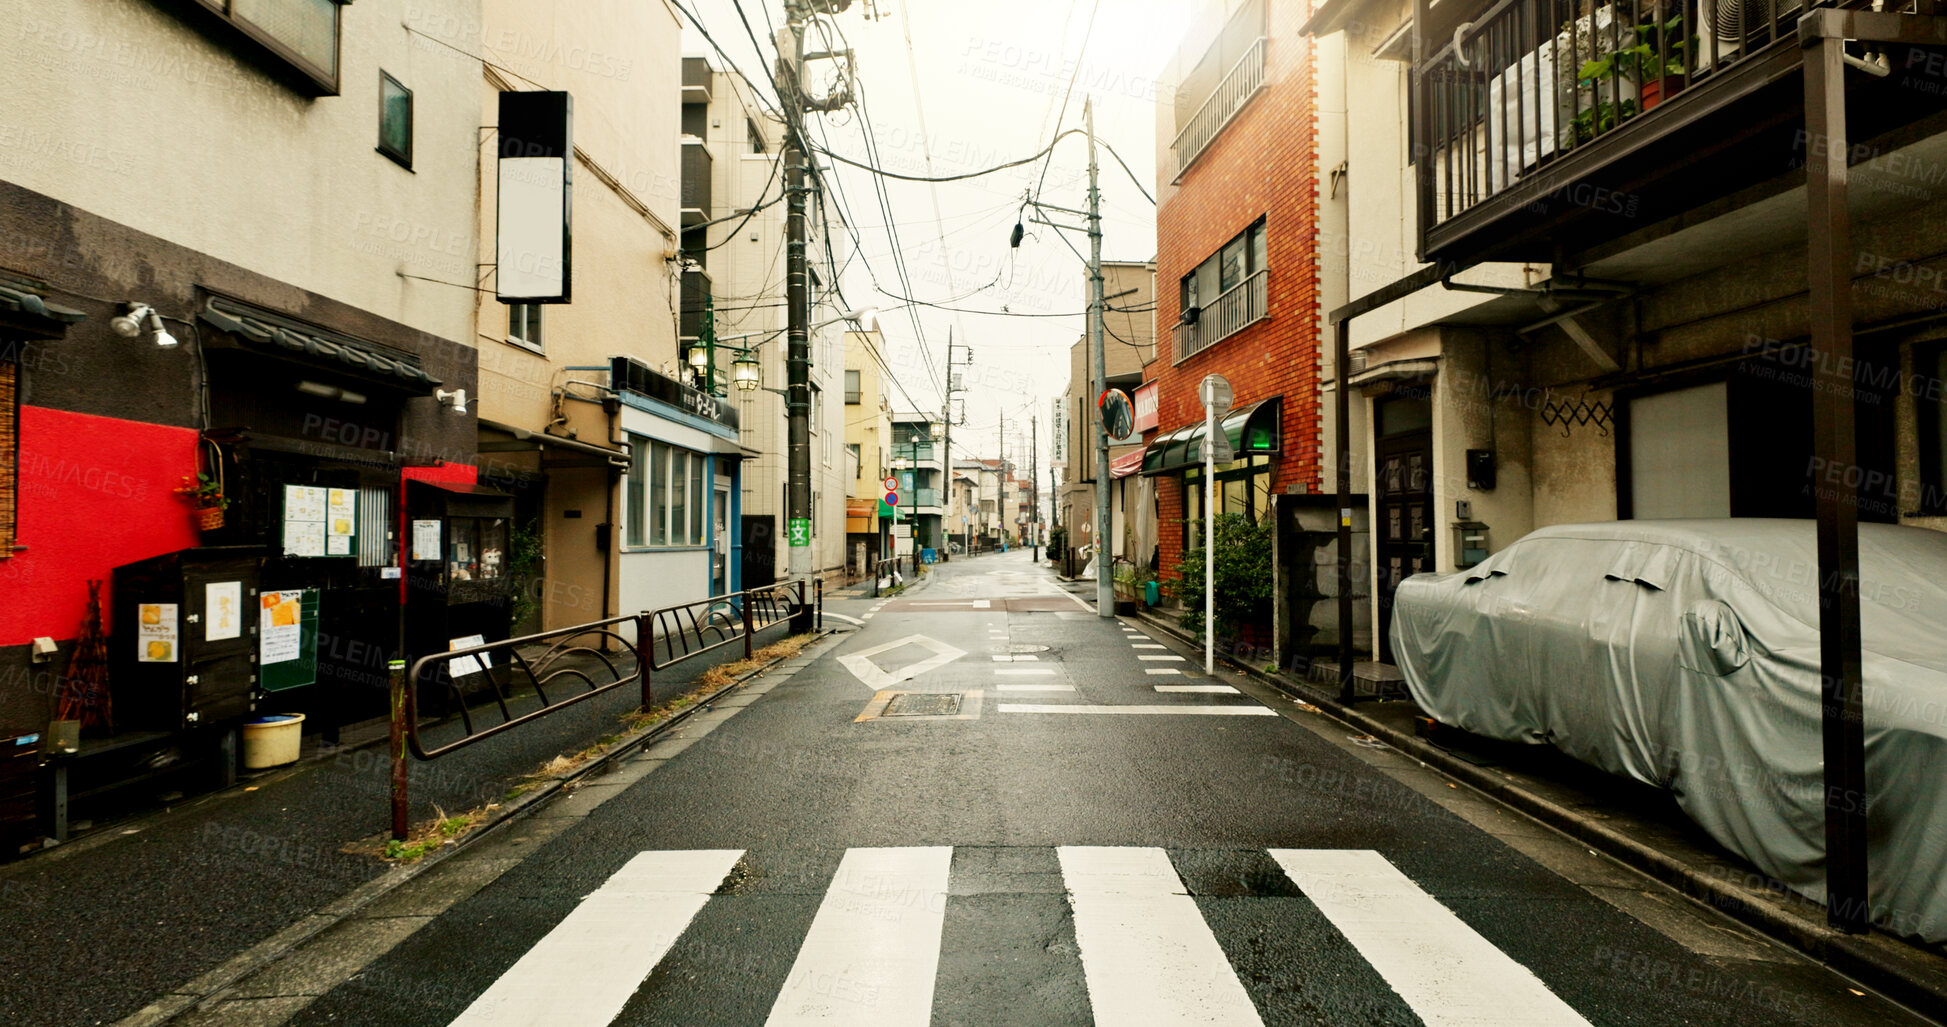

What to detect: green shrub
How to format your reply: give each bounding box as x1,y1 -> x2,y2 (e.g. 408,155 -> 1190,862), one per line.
1163,513 -> 1272,637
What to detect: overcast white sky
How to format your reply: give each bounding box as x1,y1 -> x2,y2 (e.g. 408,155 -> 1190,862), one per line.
685,0 -> 1197,474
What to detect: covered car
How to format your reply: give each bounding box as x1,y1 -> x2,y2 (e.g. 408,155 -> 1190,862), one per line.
1392,520 -> 1947,942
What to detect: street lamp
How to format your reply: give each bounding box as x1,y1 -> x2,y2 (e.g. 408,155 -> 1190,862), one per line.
709,306 -> 880,397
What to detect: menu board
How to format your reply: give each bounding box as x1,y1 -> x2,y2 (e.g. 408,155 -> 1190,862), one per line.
411,520 -> 442,561
205,581 -> 242,642
259,588 -> 321,692
283,485 -> 356,558
136,603 -> 179,663
448,633 -> 493,678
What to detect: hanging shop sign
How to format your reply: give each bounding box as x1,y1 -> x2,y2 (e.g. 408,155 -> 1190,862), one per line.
496,90 -> 574,303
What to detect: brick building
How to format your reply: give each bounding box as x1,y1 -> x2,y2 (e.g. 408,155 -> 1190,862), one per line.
1144,0 -> 1322,583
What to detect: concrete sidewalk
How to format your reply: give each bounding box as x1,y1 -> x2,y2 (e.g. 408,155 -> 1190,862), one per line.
1130,605 -> 1947,1019
0,620 -> 804,1027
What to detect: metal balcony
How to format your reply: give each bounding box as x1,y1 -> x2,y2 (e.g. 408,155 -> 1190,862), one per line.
1174,269 -> 1268,363
1171,36 -> 1266,180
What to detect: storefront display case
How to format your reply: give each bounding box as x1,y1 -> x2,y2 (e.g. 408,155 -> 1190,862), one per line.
406,482 -> 516,688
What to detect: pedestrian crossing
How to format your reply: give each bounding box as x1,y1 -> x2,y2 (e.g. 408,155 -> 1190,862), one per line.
447,847 -> 1590,1026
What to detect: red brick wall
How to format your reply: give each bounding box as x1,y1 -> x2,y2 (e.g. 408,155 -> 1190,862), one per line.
1152,8 -> 1321,579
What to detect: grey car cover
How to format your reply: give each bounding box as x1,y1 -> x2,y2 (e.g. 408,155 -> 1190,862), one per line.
1391,520 -> 1947,942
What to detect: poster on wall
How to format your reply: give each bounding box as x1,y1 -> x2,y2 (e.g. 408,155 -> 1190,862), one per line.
136,603 -> 178,663
205,581 -> 242,642
411,520 -> 442,561
259,589 -> 321,692
283,484 -> 354,557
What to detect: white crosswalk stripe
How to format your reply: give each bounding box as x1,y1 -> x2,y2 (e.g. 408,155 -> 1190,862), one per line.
1058,846 -> 1264,1025
447,847 -> 1590,1027
767,846 -> 952,1025
449,848 -> 743,1026
1269,849 -> 1592,1026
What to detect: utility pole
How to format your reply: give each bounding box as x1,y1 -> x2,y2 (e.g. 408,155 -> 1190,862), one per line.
1086,98 -> 1111,617
942,328 -> 961,560
777,0 -> 855,588
1030,413 -> 1039,561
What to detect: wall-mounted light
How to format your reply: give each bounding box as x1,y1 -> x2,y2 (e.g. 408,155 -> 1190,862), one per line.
435,388 -> 468,415
110,302 -> 178,348
687,346 -> 710,369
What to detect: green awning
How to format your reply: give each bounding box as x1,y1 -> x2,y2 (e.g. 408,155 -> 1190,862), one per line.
200,296 -> 442,391
0,278 -> 86,339
1140,396 -> 1281,475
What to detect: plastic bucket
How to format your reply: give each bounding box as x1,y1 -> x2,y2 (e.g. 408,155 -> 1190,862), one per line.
241,714 -> 305,769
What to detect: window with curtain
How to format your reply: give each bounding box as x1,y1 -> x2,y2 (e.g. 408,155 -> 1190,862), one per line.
627,439 -> 647,546
650,443 -> 669,545
630,438 -> 712,547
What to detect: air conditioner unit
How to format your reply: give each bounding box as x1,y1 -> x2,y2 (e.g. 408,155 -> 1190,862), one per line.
1181,306 -> 1201,326
1696,0 -> 1802,68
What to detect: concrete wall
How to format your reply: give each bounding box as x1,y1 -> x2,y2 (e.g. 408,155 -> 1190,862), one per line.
1,0 -> 482,349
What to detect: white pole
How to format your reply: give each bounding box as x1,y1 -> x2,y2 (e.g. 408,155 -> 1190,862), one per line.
1204,409 -> 1216,674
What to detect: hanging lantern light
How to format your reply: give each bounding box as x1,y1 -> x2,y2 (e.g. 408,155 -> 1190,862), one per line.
687,346 -> 710,369
732,353 -> 761,392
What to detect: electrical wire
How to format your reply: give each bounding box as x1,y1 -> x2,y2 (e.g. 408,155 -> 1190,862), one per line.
811,130 -> 1083,183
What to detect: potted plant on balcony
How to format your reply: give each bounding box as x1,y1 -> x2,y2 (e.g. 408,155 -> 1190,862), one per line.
1579,11 -> 1690,113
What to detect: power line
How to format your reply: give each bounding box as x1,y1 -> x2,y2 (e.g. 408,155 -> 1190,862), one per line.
1097,139 -> 1158,206
810,130 -> 1083,183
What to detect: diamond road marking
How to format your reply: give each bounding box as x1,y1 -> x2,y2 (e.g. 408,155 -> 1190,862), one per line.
838,635 -> 968,690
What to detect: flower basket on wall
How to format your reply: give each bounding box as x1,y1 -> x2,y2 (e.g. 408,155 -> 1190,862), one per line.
194,505 -> 226,531
176,439 -> 229,532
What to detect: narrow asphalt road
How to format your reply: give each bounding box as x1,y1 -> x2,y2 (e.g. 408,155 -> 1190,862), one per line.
276,550 -> 1931,1026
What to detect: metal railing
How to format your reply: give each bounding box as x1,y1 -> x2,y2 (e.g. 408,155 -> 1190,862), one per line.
1416,0 -> 1814,227
1172,36 -> 1267,177
389,580 -> 813,838
1176,269 -> 1268,361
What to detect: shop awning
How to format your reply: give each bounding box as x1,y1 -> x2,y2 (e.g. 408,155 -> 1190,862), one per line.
0,277 -> 86,339
1109,450 -> 1145,479
478,417 -> 628,467
200,296 -> 443,391
1140,396 -> 1281,475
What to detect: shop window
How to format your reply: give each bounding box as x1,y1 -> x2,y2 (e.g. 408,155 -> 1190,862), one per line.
377,71 -> 413,168
508,303 -> 543,351
182,0 -> 344,94
0,360 -> 15,552
1182,455 -> 1271,550
630,437 -> 710,548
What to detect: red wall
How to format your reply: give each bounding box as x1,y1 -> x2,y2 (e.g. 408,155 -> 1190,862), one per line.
1152,14 -> 1321,579
0,407 -> 201,645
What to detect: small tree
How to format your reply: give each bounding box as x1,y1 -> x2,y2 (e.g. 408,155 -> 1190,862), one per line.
1163,513 -> 1272,637
1046,525 -> 1067,563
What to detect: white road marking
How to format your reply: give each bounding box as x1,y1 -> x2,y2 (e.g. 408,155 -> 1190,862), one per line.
910,600 -> 992,608
824,611 -> 866,626
991,654 -> 1040,662
838,635 -> 968,690
766,847 -> 952,1026
1154,684 -> 1239,694
999,704 -> 1275,716
1268,850 -> 1593,1027
993,668 -> 1057,676
1137,655 -> 1185,662
449,849 -> 743,1027
1143,669 -> 1183,676
996,684 -> 1076,693
1057,847 -> 1263,1026
1130,644 -> 1166,649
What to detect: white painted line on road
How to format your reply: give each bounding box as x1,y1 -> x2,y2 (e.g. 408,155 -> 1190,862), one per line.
999,704 -> 1275,716
1137,655 -> 1185,662
911,600 -> 993,608
1057,847 -> 1263,1026
767,847 -> 952,1026
1131,644 -> 1166,649
991,654 -> 1040,662
860,614 -> 874,620
450,849 -> 744,1027
993,668 -> 1057,676
824,611 -> 866,626
996,684 -> 1076,693
1268,850 -> 1592,1027
1144,669 -> 1183,676
839,635 -> 968,689
1154,684 -> 1239,694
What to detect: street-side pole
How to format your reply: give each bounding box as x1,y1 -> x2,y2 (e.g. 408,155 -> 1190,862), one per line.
1086,98 -> 1111,618
942,327 -> 954,560
1204,408 -> 1216,674
780,2 -> 813,587
1031,413 -> 1039,561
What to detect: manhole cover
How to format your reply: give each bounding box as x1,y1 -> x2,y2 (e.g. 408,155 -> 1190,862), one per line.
883,692 -> 963,717
1007,644 -> 1050,653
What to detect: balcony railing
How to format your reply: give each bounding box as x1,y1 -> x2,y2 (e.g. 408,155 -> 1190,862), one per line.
1171,36 -> 1267,178
1175,268 -> 1268,362
1417,0 -> 1809,230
